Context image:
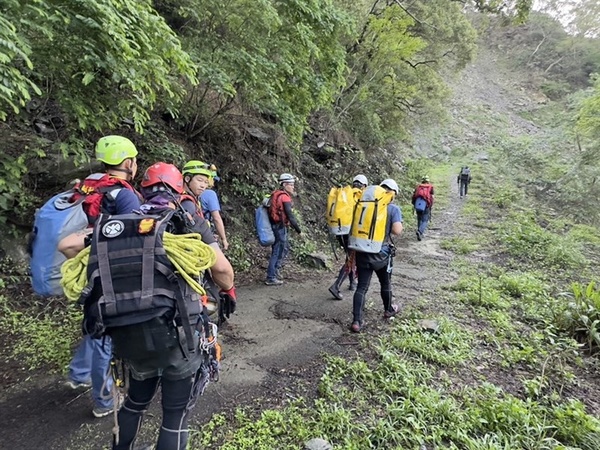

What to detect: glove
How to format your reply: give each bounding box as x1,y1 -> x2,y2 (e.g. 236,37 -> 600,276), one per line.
220,286 -> 237,318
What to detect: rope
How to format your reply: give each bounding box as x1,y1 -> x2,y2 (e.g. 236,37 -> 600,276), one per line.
60,232 -> 217,302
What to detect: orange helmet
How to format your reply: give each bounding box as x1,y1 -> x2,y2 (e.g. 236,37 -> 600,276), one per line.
141,162 -> 184,194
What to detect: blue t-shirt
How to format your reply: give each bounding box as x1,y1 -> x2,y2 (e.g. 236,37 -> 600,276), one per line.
386,203 -> 402,233
383,203 -> 402,253
110,188 -> 142,215
200,189 -> 221,222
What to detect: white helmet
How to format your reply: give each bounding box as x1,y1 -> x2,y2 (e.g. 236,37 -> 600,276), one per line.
279,173 -> 296,184
352,174 -> 368,186
380,178 -> 399,194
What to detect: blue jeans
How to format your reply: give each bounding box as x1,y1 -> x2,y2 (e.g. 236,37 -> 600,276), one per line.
68,335 -> 113,408
417,208 -> 431,235
267,223 -> 288,281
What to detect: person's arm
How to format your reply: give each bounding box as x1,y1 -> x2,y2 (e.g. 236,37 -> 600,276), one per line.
210,242 -> 237,317
390,206 -> 403,236
391,222 -> 403,236
192,208 -> 236,313
58,228 -> 92,259
208,243 -> 234,290
210,210 -> 229,251
283,201 -> 301,233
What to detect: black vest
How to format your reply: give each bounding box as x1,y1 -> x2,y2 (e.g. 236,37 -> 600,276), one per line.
80,210 -> 203,358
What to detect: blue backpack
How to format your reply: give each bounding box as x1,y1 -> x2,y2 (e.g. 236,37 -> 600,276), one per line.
30,189 -> 89,296
255,197 -> 275,246
414,197 -> 428,212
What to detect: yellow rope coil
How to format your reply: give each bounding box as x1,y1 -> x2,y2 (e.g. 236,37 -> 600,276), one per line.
60,232 -> 217,302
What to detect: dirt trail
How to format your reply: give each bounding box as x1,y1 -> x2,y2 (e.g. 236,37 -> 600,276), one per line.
0,178 -> 467,450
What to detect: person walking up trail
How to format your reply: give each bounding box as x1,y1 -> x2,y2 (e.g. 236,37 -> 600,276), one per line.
328,174 -> 368,300
182,160 -> 229,251
350,179 -> 403,333
457,166 -> 472,198
411,176 -> 435,241
59,135 -> 141,418
180,160 -> 237,315
265,173 -> 301,285
105,162 -> 224,450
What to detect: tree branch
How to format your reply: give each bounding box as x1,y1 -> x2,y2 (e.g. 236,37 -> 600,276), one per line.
528,32 -> 546,63
391,0 -> 422,25
544,55 -> 565,74
402,58 -> 438,69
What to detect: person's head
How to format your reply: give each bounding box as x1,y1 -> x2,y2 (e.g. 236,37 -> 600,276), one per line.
279,173 -> 297,195
352,174 -> 368,189
140,162 -> 184,203
380,178 -> 399,197
182,160 -> 213,196
208,164 -> 219,188
95,135 -> 138,180
421,175 -> 430,183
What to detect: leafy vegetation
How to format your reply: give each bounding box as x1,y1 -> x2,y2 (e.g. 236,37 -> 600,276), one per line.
1,0 -> 197,132
554,282 -> 600,353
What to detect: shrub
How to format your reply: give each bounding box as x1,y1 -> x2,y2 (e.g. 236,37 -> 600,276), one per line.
553,281 -> 600,353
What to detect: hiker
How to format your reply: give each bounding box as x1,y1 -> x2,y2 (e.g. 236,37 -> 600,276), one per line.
328,174 -> 368,300
350,179 -> 403,333
59,135 -> 141,418
173,162 -> 237,307
105,162 -> 226,450
411,176 -> 435,241
182,160 -> 229,251
457,166 -> 472,198
265,173 -> 301,285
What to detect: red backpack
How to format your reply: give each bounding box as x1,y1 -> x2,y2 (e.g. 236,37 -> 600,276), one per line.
413,184 -> 433,208
268,190 -> 289,224
71,173 -> 137,225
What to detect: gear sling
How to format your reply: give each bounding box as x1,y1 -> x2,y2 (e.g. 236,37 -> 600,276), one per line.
80,210 -> 203,360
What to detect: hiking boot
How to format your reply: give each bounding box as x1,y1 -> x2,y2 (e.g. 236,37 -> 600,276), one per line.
92,393 -> 124,418
384,304 -> 400,319
265,279 -> 283,286
64,379 -> 91,390
328,284 -> 343,300
416,231 -> 422,241
350,321 -> 362,333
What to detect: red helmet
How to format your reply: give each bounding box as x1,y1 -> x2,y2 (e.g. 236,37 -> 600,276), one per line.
141,162 -> 184,194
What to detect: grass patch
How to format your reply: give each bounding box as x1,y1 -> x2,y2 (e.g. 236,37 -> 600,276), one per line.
440,236 -> 480,254
498,212 -> 586,270
381,317 -> 474,365
0,294 -> 80,371
191,347 -> 600,450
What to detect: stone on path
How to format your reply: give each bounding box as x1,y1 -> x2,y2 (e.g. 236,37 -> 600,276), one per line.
305,438 -> 333,450
418,319 -> 440,333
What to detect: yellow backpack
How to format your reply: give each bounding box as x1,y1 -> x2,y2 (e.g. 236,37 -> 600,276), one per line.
326,185 -> 359,235
348,185 -> 394,253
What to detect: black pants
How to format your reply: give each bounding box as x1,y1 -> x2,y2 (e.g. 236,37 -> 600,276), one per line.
113,365 -> 207,450
459,180 -> 469,197
352,256 -> 393,324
